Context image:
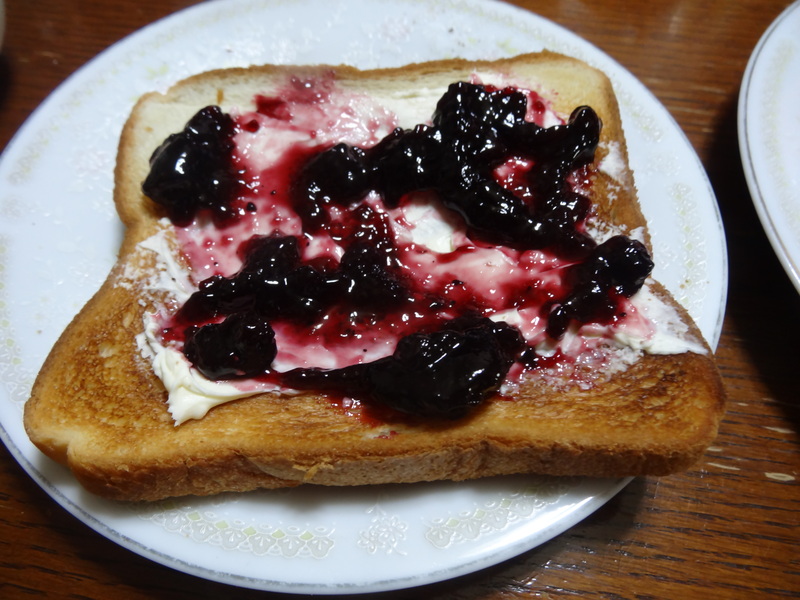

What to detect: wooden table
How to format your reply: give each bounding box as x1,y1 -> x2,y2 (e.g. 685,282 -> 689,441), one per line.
1,1 -> 798,598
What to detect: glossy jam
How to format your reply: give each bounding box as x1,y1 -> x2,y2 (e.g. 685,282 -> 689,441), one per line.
143,76 -> 653,418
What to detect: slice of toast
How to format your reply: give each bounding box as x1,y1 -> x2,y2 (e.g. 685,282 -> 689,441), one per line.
24,52 -> 725,501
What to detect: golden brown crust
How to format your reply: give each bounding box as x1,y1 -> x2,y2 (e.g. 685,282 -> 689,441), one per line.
23,52 -> 725,501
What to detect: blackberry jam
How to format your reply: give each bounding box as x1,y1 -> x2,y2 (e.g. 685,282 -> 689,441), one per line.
142,78 -> 653,420
142,106 -> 241,226
283,317 -> 525,419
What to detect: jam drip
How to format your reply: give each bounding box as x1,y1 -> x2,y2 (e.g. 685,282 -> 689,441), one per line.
141,81 -> 655,420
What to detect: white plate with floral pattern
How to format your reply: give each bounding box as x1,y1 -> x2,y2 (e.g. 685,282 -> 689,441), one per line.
739,0 -> 800,293
0,0 -> 726,594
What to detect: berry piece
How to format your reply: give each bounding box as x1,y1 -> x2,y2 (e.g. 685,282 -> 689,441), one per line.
142,106 -> 240,225
547,235 -> 653,338
184,312 -> 277,380
432,82 -> 527,161
177,235 -> 335,325
368,126 -> 443,206
293,143 -> 371,231
238,235 -> 332,321
336,242 -> 406,309
363,327 -> 507,418
283,318 -> 525,419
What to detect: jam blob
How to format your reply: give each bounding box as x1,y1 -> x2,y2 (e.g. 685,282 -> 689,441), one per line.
293,83 -> 601,257
176,232 -> 408,326
178,235 -> 338,324
283,317 -> 525,419
142,106 -> 241,226
142,80 -> 654,420
184,311 -> 277,380
547,235 -> 654,339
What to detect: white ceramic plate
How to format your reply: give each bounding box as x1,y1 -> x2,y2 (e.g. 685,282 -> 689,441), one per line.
739,0 -> 800,294
0,0 -> 726,594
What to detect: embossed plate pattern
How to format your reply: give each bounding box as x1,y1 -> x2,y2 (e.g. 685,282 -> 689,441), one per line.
0,0 -> 726,594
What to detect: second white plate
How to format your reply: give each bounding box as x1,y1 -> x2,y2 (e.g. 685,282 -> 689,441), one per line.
739,0 -> 800,293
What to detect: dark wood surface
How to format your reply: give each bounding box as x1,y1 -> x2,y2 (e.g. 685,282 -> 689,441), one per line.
1,1 -> 798,598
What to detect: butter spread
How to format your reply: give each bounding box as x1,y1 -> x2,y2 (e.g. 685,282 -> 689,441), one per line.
131,73 -> 707,425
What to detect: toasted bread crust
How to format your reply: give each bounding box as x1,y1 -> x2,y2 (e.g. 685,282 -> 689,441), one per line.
24,52 -> 725,501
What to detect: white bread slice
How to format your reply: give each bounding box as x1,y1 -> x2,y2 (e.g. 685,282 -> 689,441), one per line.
23,52 -> 725,501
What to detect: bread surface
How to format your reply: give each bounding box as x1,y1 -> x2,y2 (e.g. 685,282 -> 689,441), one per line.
24,52 -> 725,501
